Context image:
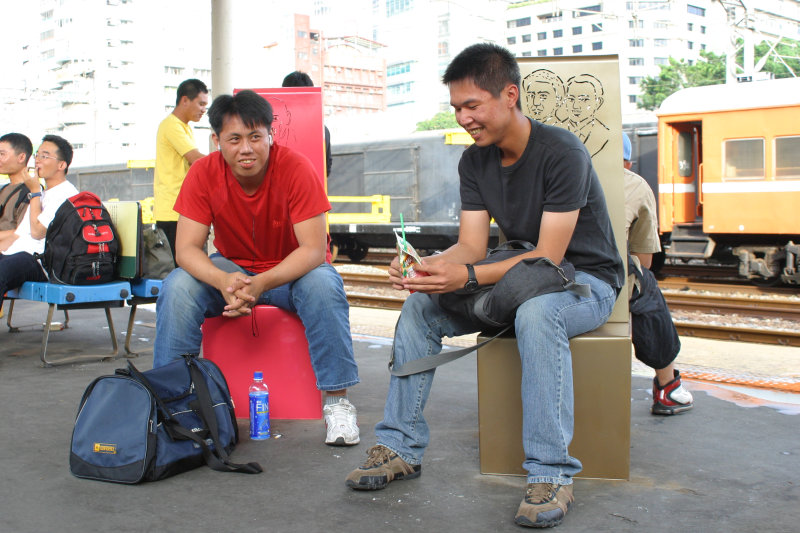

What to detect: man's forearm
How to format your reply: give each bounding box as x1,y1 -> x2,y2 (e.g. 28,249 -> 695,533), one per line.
178,246 -> 230,292
252,244 -> 325,293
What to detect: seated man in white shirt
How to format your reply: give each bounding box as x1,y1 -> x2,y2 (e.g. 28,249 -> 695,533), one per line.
0,135 -> 79,308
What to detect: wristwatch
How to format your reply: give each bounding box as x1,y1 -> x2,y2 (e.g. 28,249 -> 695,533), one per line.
27,191 -> 42,200
464,264 -> 479,293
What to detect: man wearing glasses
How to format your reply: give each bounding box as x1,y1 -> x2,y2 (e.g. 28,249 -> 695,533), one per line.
0,135 -> 78,309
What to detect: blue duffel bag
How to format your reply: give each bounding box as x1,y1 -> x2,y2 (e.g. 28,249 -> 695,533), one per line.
70,354 -> 262,483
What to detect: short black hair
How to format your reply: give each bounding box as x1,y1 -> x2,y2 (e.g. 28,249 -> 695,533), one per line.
207,90 -> 274,136
176,78 -> 209,106
41,134 -> 73,172
0,132 -> 33,161
443,43 -> 522,110
282,71 -> 314,87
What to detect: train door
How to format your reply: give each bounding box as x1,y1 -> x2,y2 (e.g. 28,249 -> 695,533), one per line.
667,121 -> 702,225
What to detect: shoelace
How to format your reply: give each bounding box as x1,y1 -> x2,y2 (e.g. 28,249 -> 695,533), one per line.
327,401 -> 355,426
525,483 -> 558,504
363,445 -> 393,467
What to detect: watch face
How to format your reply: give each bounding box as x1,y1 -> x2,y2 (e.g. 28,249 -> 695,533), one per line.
465,280 -> 479,293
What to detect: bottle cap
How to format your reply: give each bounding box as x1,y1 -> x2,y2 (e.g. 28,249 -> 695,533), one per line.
254,371 -> 263,380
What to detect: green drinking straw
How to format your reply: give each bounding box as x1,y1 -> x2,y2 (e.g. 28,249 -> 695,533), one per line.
400,213 -> 406,251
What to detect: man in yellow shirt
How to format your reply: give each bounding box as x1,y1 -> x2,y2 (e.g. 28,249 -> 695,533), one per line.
154,78 -> 209,265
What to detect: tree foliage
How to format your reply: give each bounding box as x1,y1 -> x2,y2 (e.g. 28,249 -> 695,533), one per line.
637,50 -> 726,111
416,111 -> 459,131
638,38 -> 800,111
743,40 -> 800,79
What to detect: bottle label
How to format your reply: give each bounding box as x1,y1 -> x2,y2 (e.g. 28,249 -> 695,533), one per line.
249,392 -> 270,440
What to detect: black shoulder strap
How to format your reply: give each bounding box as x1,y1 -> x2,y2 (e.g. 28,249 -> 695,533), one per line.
0,183 -> 28,215
388,313 -> 512,376
127,360 -> 262,475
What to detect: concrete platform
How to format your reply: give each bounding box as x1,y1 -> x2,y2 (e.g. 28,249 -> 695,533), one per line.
1,300 -> 798,533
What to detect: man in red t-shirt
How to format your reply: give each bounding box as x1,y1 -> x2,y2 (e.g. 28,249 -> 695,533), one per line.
154,90 -> 360,447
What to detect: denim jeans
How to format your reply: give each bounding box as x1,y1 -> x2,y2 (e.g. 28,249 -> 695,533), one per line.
153,254 -> 359,391
0,252 -> 48,307
374,271 -> 617,485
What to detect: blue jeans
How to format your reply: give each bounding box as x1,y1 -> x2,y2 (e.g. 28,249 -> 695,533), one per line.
153,254 -> 359,391
374,271 -> 617,485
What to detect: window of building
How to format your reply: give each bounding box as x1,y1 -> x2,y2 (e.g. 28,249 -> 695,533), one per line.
776,136 -> 800,178
654,57 -> 668,65
687,22 -> 694,31
592,41 -> 602,50
507,36 -> 517,45
628,76 -> 642,84
629,19 -> 644,29
387,62 -> 411,76
701,25 -> 706,34
553,29 -> 563,38
553,47 -> 563,56
40,29 -> 54,41
41,9 -> 53,20
298,30 -> 307,38
522,51 -> 532,57
573,44 -> 583,53
538,49 -> 547,56
592,23 -> 602,32
438,41 -> 448,56
439,19 -> 449,37
387,81 -> 413,95
575,4 -> 601,17
724,138 -> 764,179
507,16 -> 531,28
629,39 -> 644,47
688,5 -> 705,16
630,57 -> 645,66
573,26 -> 583,35
386,0 -> 412,17
537,31 -> 547,40
41,49 -> 55,59
522,34 -> 531,43
629,95 -> 638,103
688,41 -> 694,49
654,39 -> 668,46
701,43 -> 706,50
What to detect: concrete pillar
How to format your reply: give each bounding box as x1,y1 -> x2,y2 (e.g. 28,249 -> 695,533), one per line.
211,0 -> 235,98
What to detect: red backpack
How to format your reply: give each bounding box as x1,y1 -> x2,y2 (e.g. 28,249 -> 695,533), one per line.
42,191 -> 120,285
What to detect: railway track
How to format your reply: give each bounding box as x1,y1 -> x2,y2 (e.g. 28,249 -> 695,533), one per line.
338,267 -> 800,346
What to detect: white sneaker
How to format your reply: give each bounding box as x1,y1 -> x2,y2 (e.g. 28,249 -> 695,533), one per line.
323,398 -> 360,446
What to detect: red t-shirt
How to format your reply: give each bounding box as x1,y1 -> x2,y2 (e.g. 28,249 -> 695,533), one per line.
175,144 -> 331,273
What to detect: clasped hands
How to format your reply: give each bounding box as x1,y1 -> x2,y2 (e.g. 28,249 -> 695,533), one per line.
220,271 -> 264,317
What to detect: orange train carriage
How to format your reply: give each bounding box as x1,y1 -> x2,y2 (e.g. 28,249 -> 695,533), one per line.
656,77 -> 800,285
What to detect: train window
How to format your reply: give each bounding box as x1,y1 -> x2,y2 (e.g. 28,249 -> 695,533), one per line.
775,136 -> 800,179
723,138 -> 764,180
677,131 -> 693,177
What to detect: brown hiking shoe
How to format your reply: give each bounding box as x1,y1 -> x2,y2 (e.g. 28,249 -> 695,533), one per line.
514,483 -> 574,528
345,445 -> 421,490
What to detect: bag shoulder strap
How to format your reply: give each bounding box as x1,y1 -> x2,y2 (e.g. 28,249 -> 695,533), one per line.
389,320 -> 512,377
0,183 -> 28,215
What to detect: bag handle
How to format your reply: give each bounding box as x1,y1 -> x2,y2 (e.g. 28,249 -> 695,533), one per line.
127,359 -> 262,475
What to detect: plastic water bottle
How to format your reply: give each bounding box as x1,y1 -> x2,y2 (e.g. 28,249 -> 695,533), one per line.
249,371 -> 270,440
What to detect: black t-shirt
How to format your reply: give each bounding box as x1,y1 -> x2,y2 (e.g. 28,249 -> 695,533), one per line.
459,119 -> 624,289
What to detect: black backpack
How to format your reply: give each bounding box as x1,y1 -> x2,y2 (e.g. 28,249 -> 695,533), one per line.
43,191 -> 120,285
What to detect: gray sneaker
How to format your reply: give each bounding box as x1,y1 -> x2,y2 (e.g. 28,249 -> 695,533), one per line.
514,483 -> 574,528
345,445 -> 421,490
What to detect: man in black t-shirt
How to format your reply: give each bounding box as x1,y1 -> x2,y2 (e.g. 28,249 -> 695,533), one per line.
345,44 -> 623,529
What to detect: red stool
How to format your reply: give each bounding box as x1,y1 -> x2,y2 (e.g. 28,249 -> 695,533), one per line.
202,305 -> 322,420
